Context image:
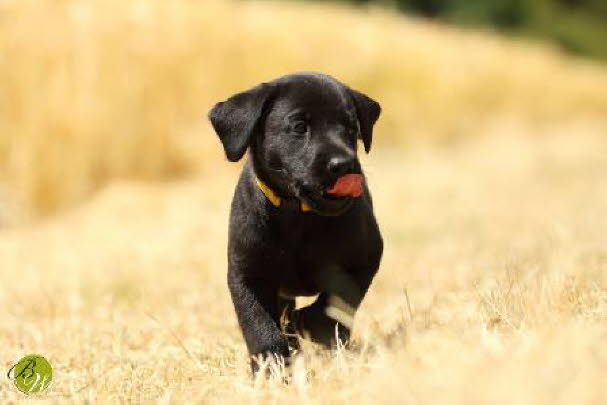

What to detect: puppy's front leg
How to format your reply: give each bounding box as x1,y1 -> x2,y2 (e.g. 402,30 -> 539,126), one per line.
227,270 -> 290,372
291,293 -> 351,347
292,264 -> 378,348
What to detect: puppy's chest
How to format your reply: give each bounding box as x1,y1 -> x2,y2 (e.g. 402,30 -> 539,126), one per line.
272,218 -> 346,264
277,253 -> 337,298
272,221 -> 354,297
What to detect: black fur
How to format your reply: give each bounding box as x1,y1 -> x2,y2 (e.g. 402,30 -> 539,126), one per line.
209,72 -> 383,372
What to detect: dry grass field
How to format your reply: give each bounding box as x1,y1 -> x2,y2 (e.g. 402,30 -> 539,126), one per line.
1,0 -> 606,403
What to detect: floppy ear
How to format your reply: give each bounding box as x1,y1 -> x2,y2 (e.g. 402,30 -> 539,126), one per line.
349,88 -> 381,153
208,83 -> 275,162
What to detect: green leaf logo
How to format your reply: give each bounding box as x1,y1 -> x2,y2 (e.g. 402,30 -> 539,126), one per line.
7,354 -> 53,395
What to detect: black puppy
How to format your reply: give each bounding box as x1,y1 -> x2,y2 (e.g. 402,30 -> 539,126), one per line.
209,72 -> 383,371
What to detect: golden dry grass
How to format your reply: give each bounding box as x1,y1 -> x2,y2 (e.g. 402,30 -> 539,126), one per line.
1,0 -> 607,403
1,129 -> 606,403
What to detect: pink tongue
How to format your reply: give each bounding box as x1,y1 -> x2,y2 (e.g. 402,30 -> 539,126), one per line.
327,174 -> 364,197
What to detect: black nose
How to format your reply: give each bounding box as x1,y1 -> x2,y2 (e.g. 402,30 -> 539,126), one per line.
327,156 -> 355,177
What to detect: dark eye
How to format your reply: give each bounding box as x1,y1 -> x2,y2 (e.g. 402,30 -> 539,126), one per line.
292,121 -> 308,134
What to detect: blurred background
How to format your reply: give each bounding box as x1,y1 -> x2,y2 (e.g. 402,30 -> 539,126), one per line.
1,0 -> 606,402
0,0 -> 605,220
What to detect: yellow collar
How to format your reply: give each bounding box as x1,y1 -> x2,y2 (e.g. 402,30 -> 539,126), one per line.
255,177 -> 311,212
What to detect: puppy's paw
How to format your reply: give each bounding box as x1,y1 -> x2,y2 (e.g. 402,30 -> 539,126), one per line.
291,301 -> 351,349
250,339 -> 292,380
251,352 -> 292,383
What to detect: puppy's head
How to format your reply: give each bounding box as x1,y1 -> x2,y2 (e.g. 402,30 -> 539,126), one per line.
209,72 -> 381,216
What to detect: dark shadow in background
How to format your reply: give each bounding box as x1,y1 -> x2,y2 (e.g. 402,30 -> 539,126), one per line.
300,0 -> 607,61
